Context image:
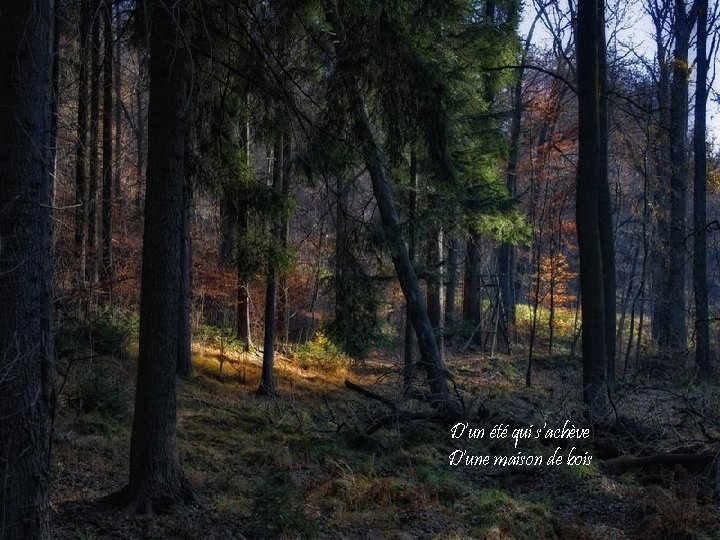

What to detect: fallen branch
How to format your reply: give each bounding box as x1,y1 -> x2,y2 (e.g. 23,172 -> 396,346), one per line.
344,379 -> 398,411
602,450 -> 717,474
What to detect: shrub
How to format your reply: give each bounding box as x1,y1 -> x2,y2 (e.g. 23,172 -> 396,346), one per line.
296,330 -> 350,372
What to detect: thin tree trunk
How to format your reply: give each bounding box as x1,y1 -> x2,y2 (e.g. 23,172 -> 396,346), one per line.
404,147 -> 419,388
693,0 -> 710,377
426,222 -> 444,362
259,136 -> 285,397
75,0 -> 90,282
463,234 -> 482,336
445,237 -> 459,324
114,0 -> 122,199
0,2 -> 55,537
102,0 -> 114,286
88,8 -> 101,284
598,0 -> 616,388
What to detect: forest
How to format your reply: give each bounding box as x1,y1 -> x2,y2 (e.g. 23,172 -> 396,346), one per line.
2,0 -> 720,538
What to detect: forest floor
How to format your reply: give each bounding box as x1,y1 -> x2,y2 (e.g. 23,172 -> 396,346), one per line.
50,335 -> 720,539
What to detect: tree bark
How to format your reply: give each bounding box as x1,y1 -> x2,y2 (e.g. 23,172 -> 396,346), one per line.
693,0 -> 710,377
88,7 -> 101,283
0,1 -> 55,537
107,0 -> 194,511
177,179 -> 193,378
576,0 -> 608,416
598,0 -> 616,389
327,0 -> 459,413
114,0 -> 123,198
666,0 -> 695,350
463,234 -> 482,337
75,0 -> 91,282
102,0 -> 114,286
404,148 -> 419,388
426,223 -> 444,362
259,136 -> 285,397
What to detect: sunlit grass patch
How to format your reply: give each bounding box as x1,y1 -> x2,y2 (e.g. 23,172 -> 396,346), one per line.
464,488 -> 559,539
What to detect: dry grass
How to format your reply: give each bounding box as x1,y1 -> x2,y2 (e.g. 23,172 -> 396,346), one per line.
50,340 -> 720,539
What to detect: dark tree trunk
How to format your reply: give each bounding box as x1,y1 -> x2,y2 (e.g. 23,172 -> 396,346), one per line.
666,0 -> 695,350
576,0 -> 608,416
177,179 -> 193,378
0,1 -> 55,537
107,0 -> 193,511
259,136 -> 285,397
598,0 -> 616,388
135,54 -> 148,213
114,0 -> 122,198
463,234 -> 482,334
220,198 -> 237,264
404,148 -> 419,388
327,0 -> 459,413
88,8 -> 101,283
693,0 -> 710,377
277,134 -> 292,343
426,224 -> 444,361
75,0 -> 91,282
102,0 -> 114,285
236,205 -> 252,350
649,1 -> 672,344
445,237 -> 459,323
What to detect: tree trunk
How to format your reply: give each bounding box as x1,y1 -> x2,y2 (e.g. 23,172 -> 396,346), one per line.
463,234 -> 482,336
426,223 -> 444,362
327,0 -> 459,413
259,136 -> 285,397
177,179 -> 193,378
277,134 -> 292,343
107,0 -> 193,511
102,0 -> 114,286
444,237 -> 459,324
693,0 -> 710,377
576,0 -> 608,416
0,1 -> 55,537
75,0 -> 90,282
598,0 -> 616,388
113,0 -> 122,198
404,148 -> 419,388
649,2 -> 672,344
666,1 -> 694,350
88,8 -> 101,284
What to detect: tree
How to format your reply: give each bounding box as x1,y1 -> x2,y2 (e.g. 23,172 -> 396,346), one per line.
693,0 -> 710,377
101,0 -> 114,285
666,0 -> 696,350
75,0 -> 91,282
0,0 -> 55,537
598,0 -> 616,388
107,0 -> 194,511
325,0 -> 460,413
576,0 -> 608,415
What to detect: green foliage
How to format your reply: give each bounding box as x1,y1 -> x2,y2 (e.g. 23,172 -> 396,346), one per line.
250,471 -> 317,537
330,262 -> 385,359
196,324 -> 247,355
55,310 -> 135,360
67,369 -> 129,421
297,330 -> 350,372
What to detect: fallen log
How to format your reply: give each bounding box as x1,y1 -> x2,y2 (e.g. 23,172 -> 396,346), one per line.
602,451 -> 717,474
